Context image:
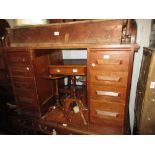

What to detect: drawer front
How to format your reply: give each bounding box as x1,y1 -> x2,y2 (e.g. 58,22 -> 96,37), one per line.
90,85 -> 127,103
17,97 -> 38,110
0,57 -> 5,68
12,77 -> 35,90
14,88 -> 36,99
89,70 -> 128,87
89,50 -> 129,72
90,99 -> 125,127
0,71 -> 8,83
49,66 -> 86,75
9,66 -> 33,77
6,51 -> 31,66
15,89 -> 39,111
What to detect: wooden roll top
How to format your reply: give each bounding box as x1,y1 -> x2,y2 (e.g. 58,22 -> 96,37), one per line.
6,19 -> 137,48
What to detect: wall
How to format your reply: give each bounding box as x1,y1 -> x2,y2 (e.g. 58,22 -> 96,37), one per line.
129,19 -> 151,133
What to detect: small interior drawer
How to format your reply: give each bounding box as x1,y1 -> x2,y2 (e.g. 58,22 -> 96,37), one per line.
49,65 -> 86,75
0,57 -> 5,68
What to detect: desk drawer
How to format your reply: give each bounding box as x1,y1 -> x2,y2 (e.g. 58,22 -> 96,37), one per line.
5,51 -> 31,66
90,99 -> 125,127
49,65 -> 86,75
90,85 -> 126,103
14,89 -> 38,110
12,77 -> 35,90
0,71 -> 8,83
0,57 -> 5,68
89,70 -> 128,87
9,66 -> 33,77
17,98 -> 39,111
89,49 -> 129,72
14,88 -> 36,98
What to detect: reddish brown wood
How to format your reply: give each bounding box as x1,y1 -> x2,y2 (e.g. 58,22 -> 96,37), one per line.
87,47 -> 136,133
49,64 -> 86,75
0,49 -> 14,102
4,48 -> 63,117
7,20 -> 124,47
2,20 -> 139,134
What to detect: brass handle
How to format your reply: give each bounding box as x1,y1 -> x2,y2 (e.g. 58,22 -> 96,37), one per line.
96,90 -> 119,97
96,110 -> 118,117
96,75 -> 120,82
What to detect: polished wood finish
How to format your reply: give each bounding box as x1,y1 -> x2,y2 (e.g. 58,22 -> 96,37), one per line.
4,48 -> 63,117
7,20 -> 137,48
87,47 -> 135,133
2,19 -> 138,134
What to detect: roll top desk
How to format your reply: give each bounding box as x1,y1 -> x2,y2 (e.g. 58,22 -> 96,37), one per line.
2,19 -> 139,134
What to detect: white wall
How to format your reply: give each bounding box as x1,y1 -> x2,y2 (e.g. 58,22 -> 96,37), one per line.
62,50 -> 87,59
129,19 -> 151,133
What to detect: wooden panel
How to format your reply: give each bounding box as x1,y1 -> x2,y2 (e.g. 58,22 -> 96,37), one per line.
89,70 -> 128,87
134,82 -> 144,133
7,20 -> 124,46
138,49 -> 152,89
89,49 -> 129,72
134,48 -> 155,134
0,56 -> 5,69
90,99 -> 125,128
32,49 -> 60,115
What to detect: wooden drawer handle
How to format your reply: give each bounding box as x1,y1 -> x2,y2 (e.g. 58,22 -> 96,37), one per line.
96,110 -> 118,117
96,59 -> 121,65
96,76 -> 120,82
96,90 -> 119,97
